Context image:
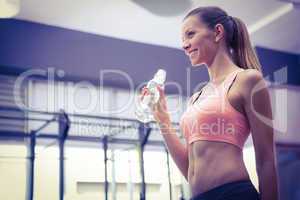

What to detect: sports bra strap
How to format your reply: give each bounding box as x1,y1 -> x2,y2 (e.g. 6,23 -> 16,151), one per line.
221,69 -> 244,95
189,69 -> 244,105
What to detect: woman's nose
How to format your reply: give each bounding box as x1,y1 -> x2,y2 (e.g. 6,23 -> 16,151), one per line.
182,41 -> 191,51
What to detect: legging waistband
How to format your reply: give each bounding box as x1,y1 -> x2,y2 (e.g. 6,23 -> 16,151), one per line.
190,179 -> 260,200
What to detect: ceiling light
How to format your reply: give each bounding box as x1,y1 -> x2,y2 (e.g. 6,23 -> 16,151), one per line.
279,0 -> 300,8
0,0 -> 20,18
131,0 -> 192,17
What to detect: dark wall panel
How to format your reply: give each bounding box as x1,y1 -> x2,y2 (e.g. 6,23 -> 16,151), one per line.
0,19 -> 208,96
256,47 -> 300,85
1,19 -> 299,96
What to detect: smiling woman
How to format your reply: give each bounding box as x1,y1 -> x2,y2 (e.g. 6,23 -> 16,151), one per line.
146,6 -> 279,200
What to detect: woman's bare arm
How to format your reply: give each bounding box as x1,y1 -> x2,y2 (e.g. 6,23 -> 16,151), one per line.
240,69 -> 279,200
148,86 -> 189,180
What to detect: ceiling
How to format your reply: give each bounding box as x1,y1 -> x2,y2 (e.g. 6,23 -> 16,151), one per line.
14,0 -> 300,54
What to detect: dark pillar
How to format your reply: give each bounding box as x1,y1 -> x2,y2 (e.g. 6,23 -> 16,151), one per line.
58,110 -> 70,200
138,123 -> 152,200
26,131 -> 36,200
103,135 -> 109,200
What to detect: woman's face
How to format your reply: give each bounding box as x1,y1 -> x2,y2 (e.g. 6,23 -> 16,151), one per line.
181,15 -> 217,67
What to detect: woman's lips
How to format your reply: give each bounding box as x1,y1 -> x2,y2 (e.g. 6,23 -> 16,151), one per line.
189,49 -> 198,57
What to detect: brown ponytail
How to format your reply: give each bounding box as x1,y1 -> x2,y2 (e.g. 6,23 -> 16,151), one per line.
184,7 -> 262,73
231,17 -> 262,72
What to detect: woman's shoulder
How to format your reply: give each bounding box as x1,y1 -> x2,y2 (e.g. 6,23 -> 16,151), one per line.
236,68 -> 266,99
238,68 -> 263,83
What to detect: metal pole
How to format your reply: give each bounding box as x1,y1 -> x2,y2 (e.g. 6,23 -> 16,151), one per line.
103,136 -> 109,200
111,149 -> 116,200
59,137 -> 65,200
26,131 -> 36,200
25,112 -> 58,200
165,149 -> 173,200
58,110 -> 70,200
138,143 -> 146,200
138,123 -> 152,200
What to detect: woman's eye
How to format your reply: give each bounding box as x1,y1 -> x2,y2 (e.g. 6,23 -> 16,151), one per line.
187,31 -> 195,37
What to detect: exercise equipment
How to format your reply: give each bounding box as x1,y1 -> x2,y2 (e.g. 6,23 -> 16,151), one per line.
0,105 -> 182,200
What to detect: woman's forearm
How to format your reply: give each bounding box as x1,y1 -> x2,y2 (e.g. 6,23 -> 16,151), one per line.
257,161 -> 279,200
159,123 -> 189,180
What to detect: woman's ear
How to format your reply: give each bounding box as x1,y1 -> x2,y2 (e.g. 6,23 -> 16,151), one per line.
214,23 -> 225,43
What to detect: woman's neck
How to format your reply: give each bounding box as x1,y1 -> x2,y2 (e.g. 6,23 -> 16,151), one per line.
207,50 -> 240,84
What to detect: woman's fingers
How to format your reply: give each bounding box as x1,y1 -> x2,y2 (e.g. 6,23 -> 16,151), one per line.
140,85 -> 167,112
157,86 -> 167,106
140,87 -> 149,101
156,86 -> 164,98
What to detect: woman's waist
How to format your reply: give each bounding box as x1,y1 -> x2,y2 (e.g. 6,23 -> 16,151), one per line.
189,169 -> 250,196
188,154 -> 249,195
190,179 -> 257,200
188,155 -> 248,177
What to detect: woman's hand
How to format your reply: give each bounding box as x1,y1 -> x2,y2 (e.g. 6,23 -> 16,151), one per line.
140,86 -> 171,126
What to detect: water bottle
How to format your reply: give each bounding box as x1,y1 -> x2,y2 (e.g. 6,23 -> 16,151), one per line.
135,69 -> 167,123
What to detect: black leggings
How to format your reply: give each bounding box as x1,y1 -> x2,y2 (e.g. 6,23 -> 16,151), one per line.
190,180 -> 260,200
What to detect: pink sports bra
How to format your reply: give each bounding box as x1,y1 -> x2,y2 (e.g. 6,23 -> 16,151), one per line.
180,69 -> 250,149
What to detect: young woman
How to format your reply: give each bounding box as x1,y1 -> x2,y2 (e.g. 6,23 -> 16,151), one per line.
146,6 -> 278,200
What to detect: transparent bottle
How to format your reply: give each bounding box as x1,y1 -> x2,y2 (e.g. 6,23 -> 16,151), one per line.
135,69 -> 166,123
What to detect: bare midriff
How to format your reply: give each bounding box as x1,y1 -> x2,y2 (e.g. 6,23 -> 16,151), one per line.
188,140 -> 250,196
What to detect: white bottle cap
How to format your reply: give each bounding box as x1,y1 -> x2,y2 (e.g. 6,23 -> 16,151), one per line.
153,69 -> 166,85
